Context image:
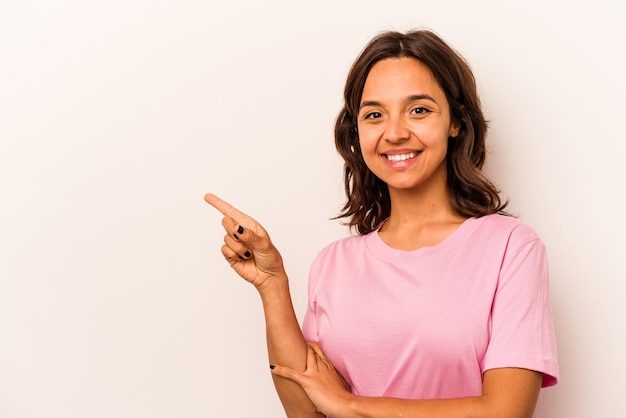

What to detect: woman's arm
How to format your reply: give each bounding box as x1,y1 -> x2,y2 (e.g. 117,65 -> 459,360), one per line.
205,194 -> 323,418
259,276 -> 324,417
272,343 -> 542,418
347,368 -> 542,418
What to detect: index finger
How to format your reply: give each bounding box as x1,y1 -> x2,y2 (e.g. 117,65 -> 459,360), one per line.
204,193 -> 242,217
204,193 -> 262,230
205,193 -> 271,245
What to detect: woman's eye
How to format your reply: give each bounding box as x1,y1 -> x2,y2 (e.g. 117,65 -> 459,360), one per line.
411,107 -> 431,115
364,111 -> 382,119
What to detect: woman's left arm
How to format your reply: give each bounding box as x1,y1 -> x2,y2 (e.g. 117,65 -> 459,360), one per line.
271,343 -> 542,418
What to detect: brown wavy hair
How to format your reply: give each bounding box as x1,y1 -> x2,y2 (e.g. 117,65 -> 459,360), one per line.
334,29 -> 508,234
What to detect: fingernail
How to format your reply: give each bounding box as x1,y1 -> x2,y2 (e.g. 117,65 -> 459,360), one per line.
233,233 -> 239,240
269,364 -> 275,369
237,226 -> 244,234
238,255 -> 244,260
244,251 -> 251,258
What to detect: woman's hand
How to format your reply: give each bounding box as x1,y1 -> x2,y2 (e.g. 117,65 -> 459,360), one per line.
270,342 -> 354,418
205,193 -> 286,292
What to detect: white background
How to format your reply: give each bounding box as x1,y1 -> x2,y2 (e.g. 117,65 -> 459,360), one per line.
1,0 -> 625,417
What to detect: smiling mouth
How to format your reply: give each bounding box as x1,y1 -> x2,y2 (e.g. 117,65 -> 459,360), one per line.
383,151 -> 420,162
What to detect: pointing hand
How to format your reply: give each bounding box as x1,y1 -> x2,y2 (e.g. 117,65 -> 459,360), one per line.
205,193 -> 286,291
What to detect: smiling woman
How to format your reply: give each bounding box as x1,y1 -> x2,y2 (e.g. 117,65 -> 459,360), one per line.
206,29 -> 558,418
356,58 -> 457,200
334,30 -> 503,237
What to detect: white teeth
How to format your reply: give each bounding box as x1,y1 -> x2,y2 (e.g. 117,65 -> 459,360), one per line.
385,152 -> 418,162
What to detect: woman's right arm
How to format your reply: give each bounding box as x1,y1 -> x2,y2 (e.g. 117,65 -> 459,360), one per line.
205,193 -> 324,418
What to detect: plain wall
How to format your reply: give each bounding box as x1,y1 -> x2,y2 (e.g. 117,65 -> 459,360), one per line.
1,0 -> 624,416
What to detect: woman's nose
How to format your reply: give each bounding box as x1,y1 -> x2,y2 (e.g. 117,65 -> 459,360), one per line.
384,116 -> 410,143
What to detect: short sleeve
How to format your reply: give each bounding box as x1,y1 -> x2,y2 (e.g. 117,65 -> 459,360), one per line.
483,232 -> 559,387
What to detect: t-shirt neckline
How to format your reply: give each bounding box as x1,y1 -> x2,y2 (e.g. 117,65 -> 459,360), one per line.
365,216 -> 481,264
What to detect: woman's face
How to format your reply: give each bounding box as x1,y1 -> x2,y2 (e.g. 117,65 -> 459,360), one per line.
357,57 -> 458,193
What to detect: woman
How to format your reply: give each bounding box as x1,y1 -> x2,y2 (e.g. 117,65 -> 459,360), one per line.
206,29 -> 558,418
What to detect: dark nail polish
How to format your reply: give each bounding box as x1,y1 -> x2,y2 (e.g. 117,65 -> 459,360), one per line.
244,251 -> 251,258
269,364 -> 275,369
233,233 -> 239,240
237,226 -> 244,234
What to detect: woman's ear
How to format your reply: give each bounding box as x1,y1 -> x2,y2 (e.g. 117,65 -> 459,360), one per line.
449,121 -> 460,138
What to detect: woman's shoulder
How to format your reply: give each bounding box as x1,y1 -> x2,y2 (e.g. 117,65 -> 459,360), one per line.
316,233 -> 370,258
473,213 -> 542,245
309,232 -> 379,271
307,234 -> 370,286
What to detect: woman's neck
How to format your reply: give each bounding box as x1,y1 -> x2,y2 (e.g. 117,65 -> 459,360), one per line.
379,183 -> 467,251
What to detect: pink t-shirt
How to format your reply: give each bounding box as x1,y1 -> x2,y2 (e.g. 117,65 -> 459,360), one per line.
302,214 -> 558,400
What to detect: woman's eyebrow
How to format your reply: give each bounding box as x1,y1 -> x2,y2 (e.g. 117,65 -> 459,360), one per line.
359,100 -> 382,110
406,94 -> 437,104
359,94 -> 438,110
